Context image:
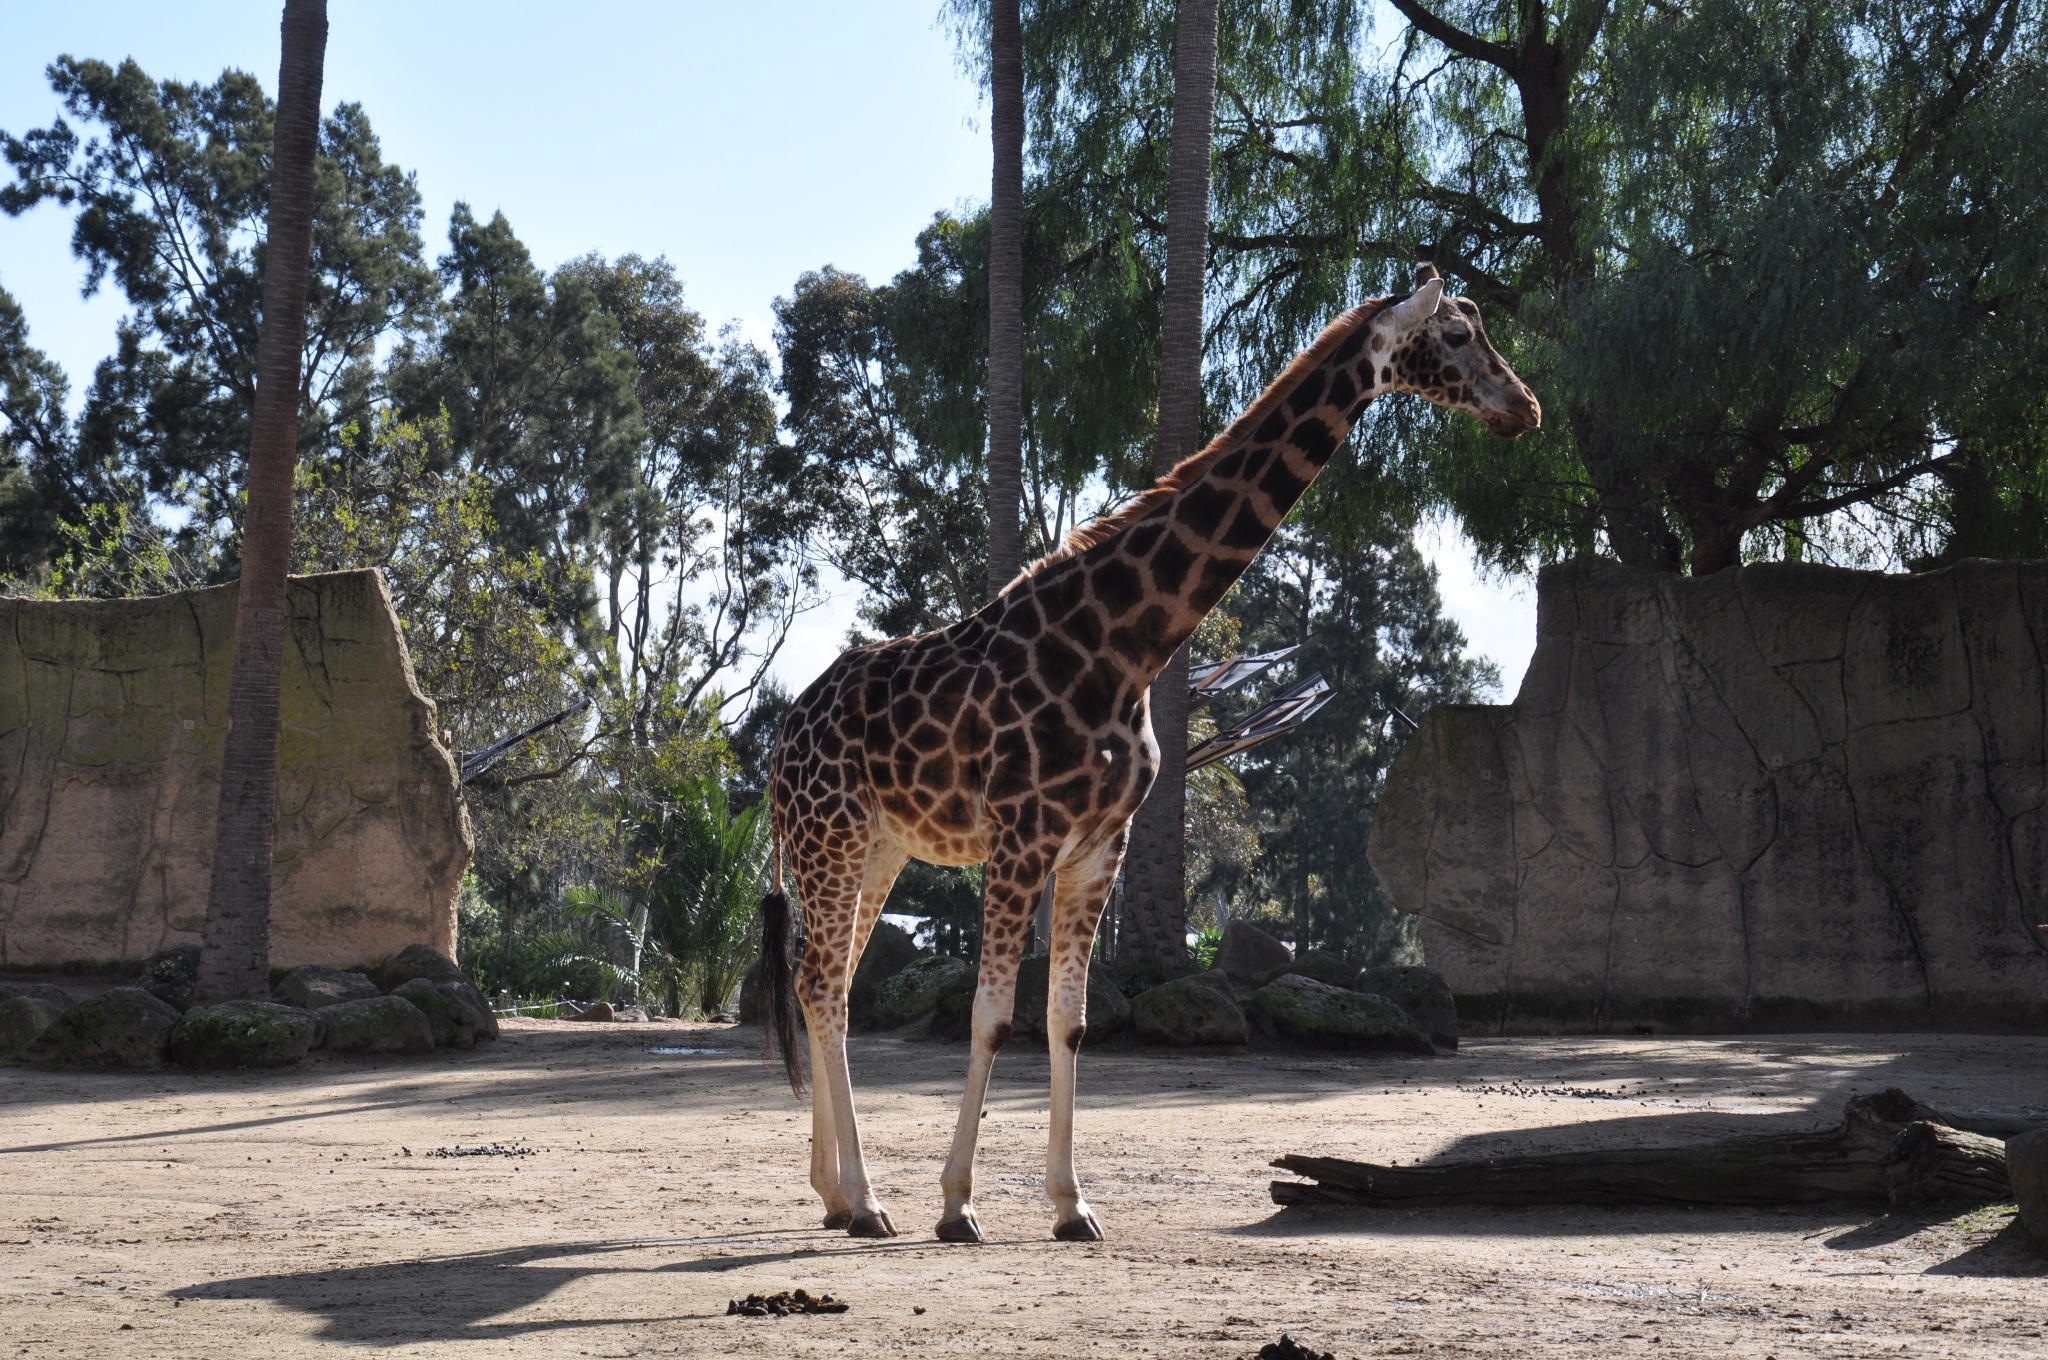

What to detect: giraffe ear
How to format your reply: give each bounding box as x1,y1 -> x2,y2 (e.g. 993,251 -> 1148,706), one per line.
1392,278 -> 1443,326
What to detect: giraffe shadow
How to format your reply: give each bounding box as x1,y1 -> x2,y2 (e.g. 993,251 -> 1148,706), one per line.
167,1233 -> 921,1345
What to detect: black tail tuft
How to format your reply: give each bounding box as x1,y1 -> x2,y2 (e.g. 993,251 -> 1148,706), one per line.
758,888 -> 806,1096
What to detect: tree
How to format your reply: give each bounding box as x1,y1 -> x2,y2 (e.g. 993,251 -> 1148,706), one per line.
1007,0 -> 2048,575
1215,468 -> 1496,961
987,0 -> 1027,595
1,53 -> 433,567
0,285 -> 71,576
1119,0 -> 1221,984
195,0 -> 329,1003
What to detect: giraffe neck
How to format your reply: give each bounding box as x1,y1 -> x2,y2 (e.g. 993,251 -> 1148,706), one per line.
1063,301 -> 1392,679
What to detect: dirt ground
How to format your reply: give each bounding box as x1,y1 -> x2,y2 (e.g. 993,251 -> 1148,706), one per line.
2,1019 -> 2044,1359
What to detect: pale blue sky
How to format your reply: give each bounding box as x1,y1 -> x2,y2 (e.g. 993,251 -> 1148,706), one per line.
0,0 -> 1532,695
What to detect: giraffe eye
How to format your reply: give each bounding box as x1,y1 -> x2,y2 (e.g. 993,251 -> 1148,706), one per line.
1445,329 -> 1471,347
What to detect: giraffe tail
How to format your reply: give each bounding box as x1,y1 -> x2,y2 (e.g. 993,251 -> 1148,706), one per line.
758,842 -> 806,1096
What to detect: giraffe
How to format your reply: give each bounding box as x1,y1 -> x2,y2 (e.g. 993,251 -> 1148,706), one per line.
757,264 -> 1539,1243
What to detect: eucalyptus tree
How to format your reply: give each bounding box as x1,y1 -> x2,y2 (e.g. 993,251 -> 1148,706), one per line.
0,52 -> 434,567
777,208 -> 1156,641
196,0 -> 330,1003
1215,465 -> 1496,961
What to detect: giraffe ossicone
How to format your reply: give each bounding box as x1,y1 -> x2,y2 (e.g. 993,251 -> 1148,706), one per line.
758,266 -> 1538,1242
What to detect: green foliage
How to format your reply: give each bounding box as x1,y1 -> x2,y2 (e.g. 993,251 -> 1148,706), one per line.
1213,484 -> 1496,964
623,775 -> 772,1017
1191,926 -> 1222,972
962,0 -> 2048,575
777,202 -> 1159,638
882,861 -> 986,960
0,57 -> 434,560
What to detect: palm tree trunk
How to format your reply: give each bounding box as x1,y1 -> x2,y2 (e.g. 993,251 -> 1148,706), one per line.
1119,0 -> 1219,986
986,0 -> 1026,598
193,0 -> 328,1004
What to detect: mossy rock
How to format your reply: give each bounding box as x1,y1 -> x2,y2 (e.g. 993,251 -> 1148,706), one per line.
391,977 -> 497,1049
1249,974 -> 1433,1054
0,994 -> 64,1056
849,921 -> 924,1029
927,969 -> 982,1042
1217,919 -> 1292,983
136,942 -> 202,1012
1010,955 -> 1132,1044
1253,948 -> 1356,990
1,981 -> 77,1010
2010,1127 -> 2048,1250
870,955 -> 975,1030
274,964 -> 381,1010
317,994 -> 434,1054
170,1001 -> 319,1069
1132,970 -> 1249,1047
373,943 -> 468,994
22,986 -> 180,1070
1355,964 -> 1460,1049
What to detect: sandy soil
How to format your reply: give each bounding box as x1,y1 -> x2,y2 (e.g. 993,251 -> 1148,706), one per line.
2,1019 -> 2044,1358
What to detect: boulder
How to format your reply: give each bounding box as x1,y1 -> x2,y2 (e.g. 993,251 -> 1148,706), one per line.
2010,1128 -> 2048,1251
738,937 -> 806,1025
0,994 -> 64,1056
1010,955 -> 1133,1045
1217,919 -> 1292,984
22,987 -> 180,1070
1133,971 -> 1249,1047
1249,974 -> 1433,1054
1355,964 -> 1461,1048
737,960 -> 764,1025
274,964 -> 382,1011
1256,948 -> 1355,990
316,994 -> 435,1055
136,943 -> 203,1012
170,1001 -> 319,1069
1,981 -> 77,1010
373,943 -> 468,994
870,955 -> 976,1031
927,969 -> 983,1042
392,977 -> 497,1048
849,921 -> 925,1028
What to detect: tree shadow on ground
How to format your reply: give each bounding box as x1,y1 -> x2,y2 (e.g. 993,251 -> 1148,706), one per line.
1233,1201 -> 1867,1241
167,1233 -> 921,1345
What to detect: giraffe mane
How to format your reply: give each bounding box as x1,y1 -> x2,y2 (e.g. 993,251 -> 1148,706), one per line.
1010,295 -> 1394,585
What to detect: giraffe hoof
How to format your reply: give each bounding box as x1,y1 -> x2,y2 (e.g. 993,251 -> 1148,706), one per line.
848,1210 -> 897,1238
935,1213 -> 984,1244
822,1210 -> 853,1231
1053,1213 -> 1104,1242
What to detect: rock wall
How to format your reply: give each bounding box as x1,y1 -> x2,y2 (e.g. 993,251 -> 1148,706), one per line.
0,570 -> 470,968
1370,558 -> 2048,1034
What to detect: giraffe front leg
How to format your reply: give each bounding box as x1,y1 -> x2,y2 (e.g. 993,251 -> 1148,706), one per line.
1044,832 -> 1123,1241
937,853 -> 1040,1243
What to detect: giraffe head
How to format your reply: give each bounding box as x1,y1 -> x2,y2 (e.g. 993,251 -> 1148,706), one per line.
1371,264 -> 1541,437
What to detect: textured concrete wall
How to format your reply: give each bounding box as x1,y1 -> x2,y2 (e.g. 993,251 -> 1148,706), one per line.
0,570 -> 471,968
1370,558 -> 2048,1034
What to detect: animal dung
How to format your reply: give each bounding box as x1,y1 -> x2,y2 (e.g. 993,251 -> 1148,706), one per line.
727,1289 -> 849,1316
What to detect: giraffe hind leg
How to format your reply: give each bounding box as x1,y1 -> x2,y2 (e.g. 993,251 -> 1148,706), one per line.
1043,828 -> 1126,1241
792,827 -> 905,1237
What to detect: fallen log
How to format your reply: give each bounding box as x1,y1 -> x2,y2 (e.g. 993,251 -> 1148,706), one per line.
1271,1089 -> 2011,1211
